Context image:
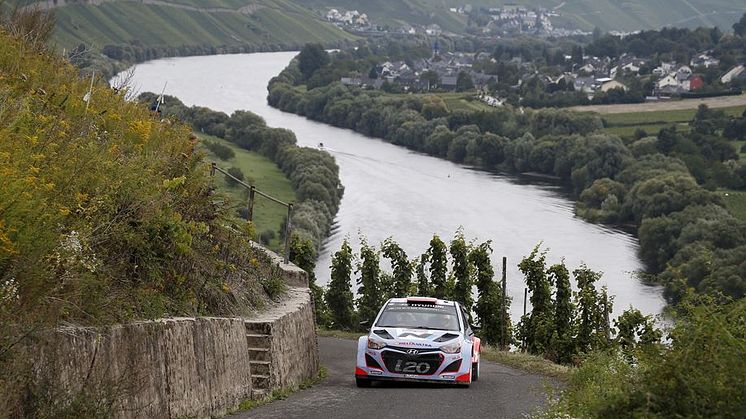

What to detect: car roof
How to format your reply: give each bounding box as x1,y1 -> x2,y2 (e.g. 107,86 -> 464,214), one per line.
386,297 -> 457,306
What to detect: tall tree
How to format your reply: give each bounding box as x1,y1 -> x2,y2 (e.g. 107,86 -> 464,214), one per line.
326,239 -> 355,330
381,238 -> 413,298
428,235 -> 448,298
415,253 -> 431,296
450,231 -> 473,315
470,241 -> 504,346
357,238 -> 382,328
571,45 -> 584,65
298,43 -> 329,80
290,235 -> 330,326
574,265 -> 607,353
733,12 -> 746,37
548,262 -> 574,363
456,71 -> 474,92
517,246 -> 554,354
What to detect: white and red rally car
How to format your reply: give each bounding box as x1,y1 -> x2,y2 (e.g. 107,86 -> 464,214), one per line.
355,297 -> 481,387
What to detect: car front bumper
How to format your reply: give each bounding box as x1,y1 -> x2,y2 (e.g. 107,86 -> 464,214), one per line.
355,337 -> 472,384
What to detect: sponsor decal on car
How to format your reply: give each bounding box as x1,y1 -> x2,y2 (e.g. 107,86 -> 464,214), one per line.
398,341 -> 432,347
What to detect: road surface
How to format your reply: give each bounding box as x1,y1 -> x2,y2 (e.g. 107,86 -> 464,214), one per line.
233,337 -> 558,419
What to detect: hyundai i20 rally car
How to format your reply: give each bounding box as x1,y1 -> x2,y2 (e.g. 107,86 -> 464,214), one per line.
355,297 -> 481,387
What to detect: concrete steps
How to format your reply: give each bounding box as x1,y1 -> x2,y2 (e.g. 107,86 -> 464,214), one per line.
251,374 -> 270,389
245,322 -> 271,335
246,322 -> 273,393
248,346 -> 270,362
246,333 -> 270,347
250,360 -> 271,376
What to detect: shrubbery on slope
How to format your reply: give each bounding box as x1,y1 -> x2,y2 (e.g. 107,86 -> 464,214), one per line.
0,26 -> 286,413
138,93 -> 344,253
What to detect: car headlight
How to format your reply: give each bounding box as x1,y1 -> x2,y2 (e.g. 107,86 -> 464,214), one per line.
441,343 -> 461,354
367,337 -> 386,350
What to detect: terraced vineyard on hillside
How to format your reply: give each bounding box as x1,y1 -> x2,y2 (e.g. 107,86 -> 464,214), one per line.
7,0 -> 358,50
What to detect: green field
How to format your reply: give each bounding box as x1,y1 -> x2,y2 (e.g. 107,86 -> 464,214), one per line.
197,134 -> 296,249
722,190 -> 746,221
600,105 -> 746,137
392,92 -> 493,112
16,0 -> 358,51
438,92 -> 494,112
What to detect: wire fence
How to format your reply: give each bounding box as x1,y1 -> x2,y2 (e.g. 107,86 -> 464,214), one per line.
210,162 -> 294,264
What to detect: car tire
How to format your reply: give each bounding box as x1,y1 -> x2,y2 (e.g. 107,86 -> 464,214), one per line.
356,377 -> 372,388
472,360 -> 480,382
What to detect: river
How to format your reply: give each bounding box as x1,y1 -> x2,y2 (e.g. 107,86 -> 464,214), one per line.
118,51 -> 665,321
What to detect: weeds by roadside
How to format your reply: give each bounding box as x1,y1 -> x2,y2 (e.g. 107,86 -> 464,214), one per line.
235,366 -> 329,412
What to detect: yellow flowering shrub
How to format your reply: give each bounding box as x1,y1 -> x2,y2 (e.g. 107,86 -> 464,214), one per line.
0,28 -> 283,333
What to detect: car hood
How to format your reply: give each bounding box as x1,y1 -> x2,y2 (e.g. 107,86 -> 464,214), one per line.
370,327 -> 463,349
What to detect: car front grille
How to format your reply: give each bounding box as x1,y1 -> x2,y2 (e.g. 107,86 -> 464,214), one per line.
381,349 -> 444,375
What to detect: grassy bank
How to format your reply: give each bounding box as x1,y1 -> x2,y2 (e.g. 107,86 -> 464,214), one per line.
197,134 -> 296,249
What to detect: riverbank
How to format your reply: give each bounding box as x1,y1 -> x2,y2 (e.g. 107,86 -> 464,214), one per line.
122,51 -> 666,322
265,50 -> 746,304
138,93 -> 343,254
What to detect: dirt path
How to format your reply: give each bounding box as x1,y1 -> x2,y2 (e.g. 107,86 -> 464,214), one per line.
568,94 -> 746,114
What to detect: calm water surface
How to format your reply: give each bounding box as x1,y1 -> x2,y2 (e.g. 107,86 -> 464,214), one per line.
119,52 -> 665,320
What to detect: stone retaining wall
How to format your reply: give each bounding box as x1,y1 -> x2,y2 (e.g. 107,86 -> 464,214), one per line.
246,287 -> 319,391
27,253 -> 317,418
33,317 -> 253,418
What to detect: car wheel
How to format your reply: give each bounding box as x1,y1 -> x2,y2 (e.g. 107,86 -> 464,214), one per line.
356,377 -> 372,388
471,360 -> 480,382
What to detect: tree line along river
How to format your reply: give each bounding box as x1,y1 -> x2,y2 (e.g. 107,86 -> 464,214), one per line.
118,51 -> 665,321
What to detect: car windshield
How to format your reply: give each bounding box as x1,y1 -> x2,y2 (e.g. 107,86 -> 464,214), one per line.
375,302 -> 460,331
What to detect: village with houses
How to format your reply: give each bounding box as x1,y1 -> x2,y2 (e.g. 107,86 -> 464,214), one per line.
325,4 -> 588,38
322,4 -> 746,109
335,41 -> 746,109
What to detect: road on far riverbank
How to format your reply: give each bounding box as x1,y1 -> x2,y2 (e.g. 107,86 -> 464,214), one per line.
232,337 -> 559,419
569,93 -> 746,114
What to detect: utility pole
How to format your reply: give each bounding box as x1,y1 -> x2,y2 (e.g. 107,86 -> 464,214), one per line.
501,256 -> 507,350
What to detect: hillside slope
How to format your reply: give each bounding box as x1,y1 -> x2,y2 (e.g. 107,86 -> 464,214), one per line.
9,0 -> 358,50
302,0 -> 745,32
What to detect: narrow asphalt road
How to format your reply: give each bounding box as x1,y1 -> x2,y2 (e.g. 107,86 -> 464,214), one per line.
234,337 -> 558,419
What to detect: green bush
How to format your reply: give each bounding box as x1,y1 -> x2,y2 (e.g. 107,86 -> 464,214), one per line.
226,166 -> 245,186
259,229 -> 276,245
203,140 -> 235,160
541,299 -> 746,418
